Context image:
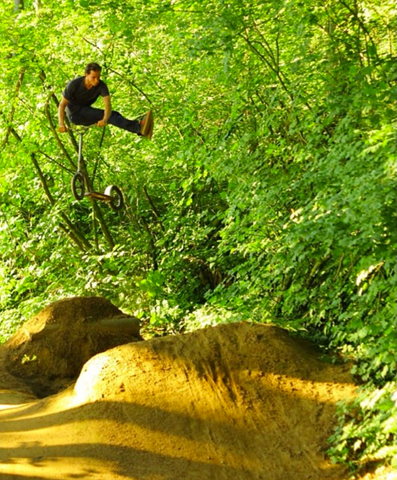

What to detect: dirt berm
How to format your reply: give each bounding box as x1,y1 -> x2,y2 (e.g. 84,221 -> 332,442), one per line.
0,297 -> 390,480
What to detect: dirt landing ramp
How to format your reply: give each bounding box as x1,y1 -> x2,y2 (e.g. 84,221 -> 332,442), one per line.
0,322 -> 359,480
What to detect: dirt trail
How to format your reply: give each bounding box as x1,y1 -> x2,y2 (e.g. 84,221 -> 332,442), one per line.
0,298 -> 391,480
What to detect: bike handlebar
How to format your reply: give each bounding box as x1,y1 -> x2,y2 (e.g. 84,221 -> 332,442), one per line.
66,124 -> 98,133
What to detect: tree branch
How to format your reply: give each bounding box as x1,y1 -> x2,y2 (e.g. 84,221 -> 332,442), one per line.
143,185 -> 165,231
6,124 -> 93,253
2,68 -> 26,149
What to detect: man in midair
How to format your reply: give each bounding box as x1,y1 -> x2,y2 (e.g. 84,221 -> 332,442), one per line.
58,62 -> 152,138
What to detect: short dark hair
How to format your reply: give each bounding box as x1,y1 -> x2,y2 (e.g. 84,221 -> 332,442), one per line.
85,62 -> 102,74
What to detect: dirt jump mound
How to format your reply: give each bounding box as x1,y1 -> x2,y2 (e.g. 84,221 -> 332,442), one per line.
66,322 -> 356,480
0,300 -> 361,480
1,296 -> 141,397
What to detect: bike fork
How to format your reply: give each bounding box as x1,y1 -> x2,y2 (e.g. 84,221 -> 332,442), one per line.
78,132 -> 84,172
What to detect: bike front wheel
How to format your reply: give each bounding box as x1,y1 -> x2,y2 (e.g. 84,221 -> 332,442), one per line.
71,173 -> 85,200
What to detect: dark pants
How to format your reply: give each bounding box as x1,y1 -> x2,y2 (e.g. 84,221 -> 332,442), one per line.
67,106 -> 141,134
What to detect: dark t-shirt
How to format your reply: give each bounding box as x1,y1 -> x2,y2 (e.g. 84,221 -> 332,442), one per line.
62,76 -> 110,113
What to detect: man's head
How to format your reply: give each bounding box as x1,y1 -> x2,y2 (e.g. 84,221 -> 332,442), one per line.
84,62 -> 102,88
85,62 -> 102,75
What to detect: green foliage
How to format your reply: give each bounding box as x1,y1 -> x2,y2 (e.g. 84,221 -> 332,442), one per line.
0,0 -> 395,471
328,382 -> 397,470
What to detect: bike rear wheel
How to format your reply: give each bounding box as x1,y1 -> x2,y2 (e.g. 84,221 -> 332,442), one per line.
104,185 -> 124,211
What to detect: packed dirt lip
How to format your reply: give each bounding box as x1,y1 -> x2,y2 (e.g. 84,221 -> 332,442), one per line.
0,297 -> 390,480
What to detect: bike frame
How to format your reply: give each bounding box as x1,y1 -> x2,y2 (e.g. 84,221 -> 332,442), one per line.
68,124 -> 124,211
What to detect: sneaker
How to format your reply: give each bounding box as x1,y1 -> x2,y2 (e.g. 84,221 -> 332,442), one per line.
139,110 -> 153,140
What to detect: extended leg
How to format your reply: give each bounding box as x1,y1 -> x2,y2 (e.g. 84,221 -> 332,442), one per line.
108,110 -> 141,134
68,106 -> 141,134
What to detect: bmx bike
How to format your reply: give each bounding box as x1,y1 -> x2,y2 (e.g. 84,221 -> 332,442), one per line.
70,125 -> 124,211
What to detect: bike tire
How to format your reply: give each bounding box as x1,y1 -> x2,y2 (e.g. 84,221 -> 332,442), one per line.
104,185 -> 124,211
71,173 -> 85,200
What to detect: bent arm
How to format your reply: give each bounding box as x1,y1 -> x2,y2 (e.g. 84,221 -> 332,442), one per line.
97,95 -> 112,127
58,97 -> 69,132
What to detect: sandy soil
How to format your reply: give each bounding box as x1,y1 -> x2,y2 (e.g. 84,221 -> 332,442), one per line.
0,298 -> 393,480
